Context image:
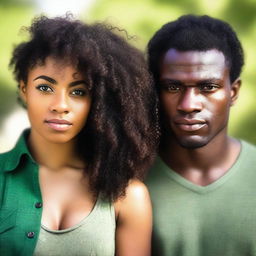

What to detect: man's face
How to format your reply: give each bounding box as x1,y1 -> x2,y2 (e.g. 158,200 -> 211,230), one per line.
158,49 -> 240,149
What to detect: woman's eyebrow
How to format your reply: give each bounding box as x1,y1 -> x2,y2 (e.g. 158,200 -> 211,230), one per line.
69,80 -> 87,87
33,75 -> 56,84
33,76 -> 87,87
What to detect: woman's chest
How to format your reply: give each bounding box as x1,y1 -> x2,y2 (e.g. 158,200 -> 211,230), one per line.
39,166 -> 95,230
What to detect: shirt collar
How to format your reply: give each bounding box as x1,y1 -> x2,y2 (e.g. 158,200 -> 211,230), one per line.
0,129 -> 36,172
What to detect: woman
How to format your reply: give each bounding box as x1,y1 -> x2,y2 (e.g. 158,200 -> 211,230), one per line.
0,15 -> 158,256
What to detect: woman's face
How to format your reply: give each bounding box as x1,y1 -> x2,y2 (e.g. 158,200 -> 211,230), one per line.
20,57 -> 92,144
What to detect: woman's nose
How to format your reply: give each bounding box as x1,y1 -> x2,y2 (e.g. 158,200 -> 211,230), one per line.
49,92 -> 70,114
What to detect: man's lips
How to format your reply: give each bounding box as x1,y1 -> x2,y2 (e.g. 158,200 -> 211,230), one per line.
45,119 -> 72,131
174,118 -> 206,132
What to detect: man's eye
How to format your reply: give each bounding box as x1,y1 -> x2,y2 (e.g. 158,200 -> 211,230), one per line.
71,89 -> 87,96
162,84 -> 181,92
36,85 -> 53,92
199,84 -> 219,92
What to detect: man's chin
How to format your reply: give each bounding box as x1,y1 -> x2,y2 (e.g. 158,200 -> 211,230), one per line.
176,136 -> 209,149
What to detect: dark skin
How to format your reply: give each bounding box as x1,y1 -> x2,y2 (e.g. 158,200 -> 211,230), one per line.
158,49 -> 241,186
19,57 -> 152,256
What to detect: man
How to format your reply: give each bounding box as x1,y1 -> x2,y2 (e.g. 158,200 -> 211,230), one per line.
145,15 -> 256,256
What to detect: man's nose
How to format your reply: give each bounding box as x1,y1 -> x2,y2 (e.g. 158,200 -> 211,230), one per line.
177,88 -> 203,113
49,92 -> 70,114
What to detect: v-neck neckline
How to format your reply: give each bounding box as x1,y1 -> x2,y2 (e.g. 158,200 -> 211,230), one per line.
158,141 -> 244,194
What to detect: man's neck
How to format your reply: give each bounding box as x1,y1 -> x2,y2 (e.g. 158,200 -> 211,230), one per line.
159,133 -> 241,186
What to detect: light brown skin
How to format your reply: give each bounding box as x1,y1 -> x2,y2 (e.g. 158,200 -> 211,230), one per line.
158,49 -> 241,186
20,57 -> 152,256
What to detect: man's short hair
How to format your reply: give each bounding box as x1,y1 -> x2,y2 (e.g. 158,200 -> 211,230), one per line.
148,14 -> 244,83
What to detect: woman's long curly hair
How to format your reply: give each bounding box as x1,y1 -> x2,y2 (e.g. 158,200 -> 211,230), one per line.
10,15 -> 159,201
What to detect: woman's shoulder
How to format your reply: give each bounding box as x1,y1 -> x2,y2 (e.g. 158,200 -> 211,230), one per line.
113,179 -> 152,255
0,150 -> 13,172
114,179 -> 151,218
123,179 -> 150,201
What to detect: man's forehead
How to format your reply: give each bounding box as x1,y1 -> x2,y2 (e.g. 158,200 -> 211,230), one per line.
161,49 -> 227,67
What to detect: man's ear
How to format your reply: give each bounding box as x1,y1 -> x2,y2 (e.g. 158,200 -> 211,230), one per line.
230,78 -> 241,106
19,80 -> 27,104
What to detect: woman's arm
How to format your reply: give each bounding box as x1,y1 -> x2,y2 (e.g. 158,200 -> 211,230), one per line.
114,179 -> 152,256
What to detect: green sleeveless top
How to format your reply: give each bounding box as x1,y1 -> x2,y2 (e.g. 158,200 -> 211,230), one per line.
33,196 -> 115,256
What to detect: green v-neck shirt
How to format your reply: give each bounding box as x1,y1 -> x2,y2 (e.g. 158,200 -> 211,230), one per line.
145,140 -> 256,256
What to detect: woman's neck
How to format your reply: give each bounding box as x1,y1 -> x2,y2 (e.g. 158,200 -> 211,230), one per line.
28,130 -> 84,170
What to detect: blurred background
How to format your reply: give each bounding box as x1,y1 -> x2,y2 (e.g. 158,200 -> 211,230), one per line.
1,0 -> 256,153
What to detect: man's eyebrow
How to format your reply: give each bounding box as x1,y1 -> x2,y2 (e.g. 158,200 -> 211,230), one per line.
159,79 -> 183,85
197,79 -> 222,85
33,75 -> 56,84
69,80 -> 88,87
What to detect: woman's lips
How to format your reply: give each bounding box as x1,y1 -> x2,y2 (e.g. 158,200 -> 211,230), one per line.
45,119 -> 72,131
174,118 -> 206,132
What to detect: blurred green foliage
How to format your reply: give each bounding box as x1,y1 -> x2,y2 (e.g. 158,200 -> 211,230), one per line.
1,0 -> 256,143
0,3 -> 34,130
0,0 -> 33,6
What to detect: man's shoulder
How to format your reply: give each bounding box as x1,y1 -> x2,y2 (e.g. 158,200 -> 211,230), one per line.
145,156 -> 170,186
236,140 -> 256,166
240,140 -> 256,157
241,139 -> 256,149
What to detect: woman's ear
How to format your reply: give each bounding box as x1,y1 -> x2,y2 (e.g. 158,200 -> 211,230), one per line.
19,80 -> 27,104
230,78 -> 241,106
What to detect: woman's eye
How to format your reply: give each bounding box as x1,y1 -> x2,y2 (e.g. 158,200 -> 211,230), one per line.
71,89 -> 87,96
36,85 -> 53,92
